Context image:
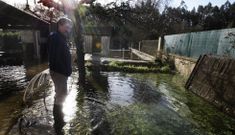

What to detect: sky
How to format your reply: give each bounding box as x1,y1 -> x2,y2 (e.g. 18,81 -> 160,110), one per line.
2,0 -> 235,10
97,0 -> 235,10
171,0 -> 235,10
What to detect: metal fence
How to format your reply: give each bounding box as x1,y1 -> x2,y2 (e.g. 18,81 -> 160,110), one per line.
164,28 -> 235,59
139,40 -> 158,56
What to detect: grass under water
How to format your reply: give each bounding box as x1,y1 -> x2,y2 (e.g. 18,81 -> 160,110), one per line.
66,72 -> 235,135
1,64 -> 234,135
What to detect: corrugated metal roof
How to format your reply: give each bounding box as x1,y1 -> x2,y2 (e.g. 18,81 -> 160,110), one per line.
0,0 -> 50,29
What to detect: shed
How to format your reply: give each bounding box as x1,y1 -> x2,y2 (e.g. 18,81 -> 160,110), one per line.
83,27 -> 113,56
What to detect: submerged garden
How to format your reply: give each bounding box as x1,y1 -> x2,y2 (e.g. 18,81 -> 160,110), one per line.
1,0 -> 235,135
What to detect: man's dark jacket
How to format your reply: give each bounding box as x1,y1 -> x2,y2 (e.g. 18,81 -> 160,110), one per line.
47,32 -> 72,77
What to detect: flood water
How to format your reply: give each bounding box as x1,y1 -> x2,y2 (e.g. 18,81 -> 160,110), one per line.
0,63 -> 48,135
1,64 -> 235,135
63,71 -> 235,135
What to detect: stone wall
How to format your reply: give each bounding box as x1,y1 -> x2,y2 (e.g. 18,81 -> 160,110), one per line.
169,54 -> 197,78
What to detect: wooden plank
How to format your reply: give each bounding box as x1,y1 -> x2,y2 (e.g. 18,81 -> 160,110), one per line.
185,54 -> 235,118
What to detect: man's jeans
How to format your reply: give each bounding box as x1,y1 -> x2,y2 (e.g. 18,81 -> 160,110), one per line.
50,70 -> 68,105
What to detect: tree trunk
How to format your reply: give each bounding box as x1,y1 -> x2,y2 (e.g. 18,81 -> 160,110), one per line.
74,10 -> 86,85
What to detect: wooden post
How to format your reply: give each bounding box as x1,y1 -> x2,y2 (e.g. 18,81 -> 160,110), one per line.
130,43 -> 133,59
33,30 -> 40,60
158,37 -> 162,52
138,41 -> 141,51
122,48 -> 125,59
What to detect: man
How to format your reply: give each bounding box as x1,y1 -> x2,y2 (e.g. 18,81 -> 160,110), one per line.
47,17 -> 72,134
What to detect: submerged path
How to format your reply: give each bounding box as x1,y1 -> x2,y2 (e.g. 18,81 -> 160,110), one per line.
6,68 -> 235,135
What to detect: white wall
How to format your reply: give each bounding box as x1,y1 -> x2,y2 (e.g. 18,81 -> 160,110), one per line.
101,36 -> 110,56
19,30 -> 34,43
19,30 -> 41,59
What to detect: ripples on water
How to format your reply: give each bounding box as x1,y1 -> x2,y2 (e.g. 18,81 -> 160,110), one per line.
1,64 -> 235,135
0,64 -> 48,134
0,66 -> 26,96
0,64 -> 48,97
63,72 -> 235,135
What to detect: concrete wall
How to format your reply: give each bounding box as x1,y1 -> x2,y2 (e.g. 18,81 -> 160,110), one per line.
19,30 -> 41,59
161,28 -> 235,78
156,35 -> 196,78
130,48 -> 155,62
19,30 -> 34,43
169,54 -> 197,78
109,49 -> 131,59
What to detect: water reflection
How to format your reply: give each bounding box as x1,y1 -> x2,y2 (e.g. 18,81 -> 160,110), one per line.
63,74 -> 78,122
0,47 -> 49,134
0,66 -> 26,97
0,63 -> 49,134
1,62 -> 235,134
63,71 -> 235,135
0,40 -> 49,134
0,51 -> 23,66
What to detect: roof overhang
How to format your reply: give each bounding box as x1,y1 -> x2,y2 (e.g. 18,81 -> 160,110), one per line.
0,1 -> 50,30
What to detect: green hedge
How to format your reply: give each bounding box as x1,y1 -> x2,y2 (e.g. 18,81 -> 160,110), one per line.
0,31 -> 19,37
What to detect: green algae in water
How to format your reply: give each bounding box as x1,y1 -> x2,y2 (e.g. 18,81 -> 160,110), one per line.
128,73 -> 235,135
67,72 -> 235,135
107,103 -> 203,135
